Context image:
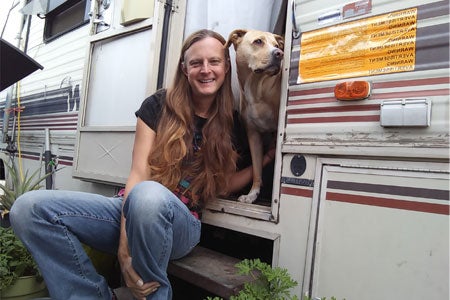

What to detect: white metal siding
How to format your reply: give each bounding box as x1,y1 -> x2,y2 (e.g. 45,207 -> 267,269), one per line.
286,0 -> 449,158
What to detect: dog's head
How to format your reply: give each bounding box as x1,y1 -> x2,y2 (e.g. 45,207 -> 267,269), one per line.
226,29 -> 284,76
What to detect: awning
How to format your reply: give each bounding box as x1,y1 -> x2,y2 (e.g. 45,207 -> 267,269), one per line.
20,0 -> 69,15
0,38 -> 44,91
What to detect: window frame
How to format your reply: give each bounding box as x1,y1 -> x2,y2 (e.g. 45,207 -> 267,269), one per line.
43,0 -> 91,42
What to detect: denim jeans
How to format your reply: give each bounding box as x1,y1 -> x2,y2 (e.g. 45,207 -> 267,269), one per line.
10,181 -> 201,300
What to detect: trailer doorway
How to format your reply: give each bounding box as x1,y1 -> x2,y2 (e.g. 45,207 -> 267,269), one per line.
74,0 -> 287,222
181,0 -> 287,222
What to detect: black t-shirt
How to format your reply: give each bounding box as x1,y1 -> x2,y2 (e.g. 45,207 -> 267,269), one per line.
135,89 -> 251,218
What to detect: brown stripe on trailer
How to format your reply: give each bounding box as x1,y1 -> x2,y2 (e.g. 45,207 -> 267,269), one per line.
327,180 -> 450,200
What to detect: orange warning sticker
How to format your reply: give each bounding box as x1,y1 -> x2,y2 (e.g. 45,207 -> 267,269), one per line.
298,8 -> 417,83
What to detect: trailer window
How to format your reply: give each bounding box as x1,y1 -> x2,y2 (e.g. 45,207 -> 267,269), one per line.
44,0 -> 91,42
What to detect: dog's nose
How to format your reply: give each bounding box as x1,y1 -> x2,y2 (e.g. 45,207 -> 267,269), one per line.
273,48 -> 284,59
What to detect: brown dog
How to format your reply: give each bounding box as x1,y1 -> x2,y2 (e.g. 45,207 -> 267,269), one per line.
226,29 -> 284,203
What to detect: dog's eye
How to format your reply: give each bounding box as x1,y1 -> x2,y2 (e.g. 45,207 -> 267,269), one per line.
253,39 -> 263,45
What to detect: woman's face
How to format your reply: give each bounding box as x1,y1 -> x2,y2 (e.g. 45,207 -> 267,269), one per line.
183,37 -> 229,101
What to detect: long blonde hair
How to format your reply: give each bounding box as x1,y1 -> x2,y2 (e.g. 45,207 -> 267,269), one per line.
148,29 -> 238,204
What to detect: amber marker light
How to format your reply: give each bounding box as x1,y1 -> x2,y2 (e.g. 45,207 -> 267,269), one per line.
334,81 -> 371,100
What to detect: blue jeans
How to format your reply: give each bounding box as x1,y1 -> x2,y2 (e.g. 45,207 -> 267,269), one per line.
10,181 -> 201,300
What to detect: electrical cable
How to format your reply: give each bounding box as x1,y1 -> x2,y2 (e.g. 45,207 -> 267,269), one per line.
15,81 -> 23,181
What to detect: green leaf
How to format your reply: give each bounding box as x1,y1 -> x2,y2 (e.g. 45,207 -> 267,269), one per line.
0,227 -> 42,290
0,160 -> 60,211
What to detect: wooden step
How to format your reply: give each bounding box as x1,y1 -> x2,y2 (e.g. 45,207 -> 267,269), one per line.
167,246 -> 253,299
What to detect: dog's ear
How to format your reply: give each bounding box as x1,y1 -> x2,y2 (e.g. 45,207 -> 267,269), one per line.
226,29 -> 248,49
274,34 -> 285,51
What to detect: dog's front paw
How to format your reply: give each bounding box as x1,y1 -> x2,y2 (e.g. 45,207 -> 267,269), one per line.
238,189 -> 260,203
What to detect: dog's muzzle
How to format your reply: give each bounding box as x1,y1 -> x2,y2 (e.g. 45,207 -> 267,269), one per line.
254,48 -> 284,75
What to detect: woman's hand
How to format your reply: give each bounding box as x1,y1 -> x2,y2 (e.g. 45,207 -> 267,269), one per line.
118,118 -> 159,299
118,212 -> 160,299
118,253 -> 160,299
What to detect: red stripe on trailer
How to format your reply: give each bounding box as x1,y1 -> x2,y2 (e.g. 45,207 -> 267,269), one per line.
281,186 -> 314,198
288,76 -> 450,98
288,88 -> 449,106
287,104 -> 380,114
369,88 -> 450,100
372,77 -> 450,89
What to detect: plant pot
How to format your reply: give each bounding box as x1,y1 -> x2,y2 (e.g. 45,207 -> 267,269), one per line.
0,275 -> 48,300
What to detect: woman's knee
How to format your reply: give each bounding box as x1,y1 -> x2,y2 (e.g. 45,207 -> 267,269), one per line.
125,181 -> 172,220
9,190 -> 44,231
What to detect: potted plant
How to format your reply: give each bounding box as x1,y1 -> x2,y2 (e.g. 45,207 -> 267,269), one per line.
206,258 -> 299,300
205,259 -> 345,300
0,226 -> 47,299
0,161 -> 53,226
0,160 -> 54,299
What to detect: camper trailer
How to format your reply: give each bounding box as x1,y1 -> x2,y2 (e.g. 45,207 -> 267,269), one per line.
1,0 -> 448,299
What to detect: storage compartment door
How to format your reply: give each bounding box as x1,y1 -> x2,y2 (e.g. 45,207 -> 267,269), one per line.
309,163 -> 449,300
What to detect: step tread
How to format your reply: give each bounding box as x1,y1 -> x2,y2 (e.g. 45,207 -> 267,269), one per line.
168,246 -> 253,299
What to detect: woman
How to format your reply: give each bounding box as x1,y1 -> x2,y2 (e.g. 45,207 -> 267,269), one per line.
10,29 -> 274,300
